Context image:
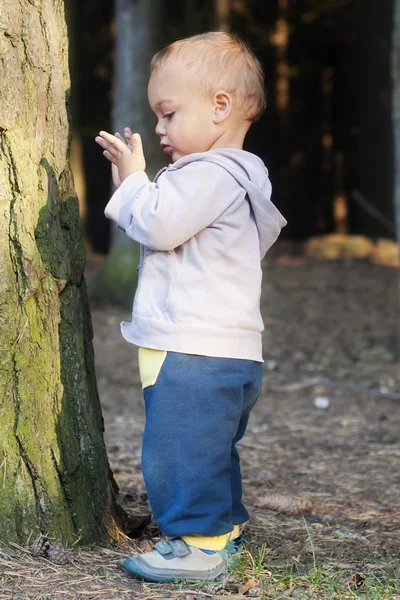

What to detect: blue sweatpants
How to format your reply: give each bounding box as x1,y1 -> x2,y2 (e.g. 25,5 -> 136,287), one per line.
141,351 -> 263,538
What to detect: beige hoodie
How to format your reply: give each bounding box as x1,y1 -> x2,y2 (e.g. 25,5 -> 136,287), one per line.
104,149 -> 287,361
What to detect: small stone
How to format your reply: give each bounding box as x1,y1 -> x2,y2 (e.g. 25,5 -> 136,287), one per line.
314,396 -> 330,409
246,587 -> 264,597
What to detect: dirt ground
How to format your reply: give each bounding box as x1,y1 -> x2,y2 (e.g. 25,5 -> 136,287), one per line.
2,251 -> 399,599
96,253 -> 399,582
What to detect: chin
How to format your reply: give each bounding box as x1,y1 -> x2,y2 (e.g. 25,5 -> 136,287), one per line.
172,151 -> 196,162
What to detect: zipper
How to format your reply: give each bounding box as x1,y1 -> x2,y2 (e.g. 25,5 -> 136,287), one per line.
154,166 -> 168,183
137,243 -> 144,272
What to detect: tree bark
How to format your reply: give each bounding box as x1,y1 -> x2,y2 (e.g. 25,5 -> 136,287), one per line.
0,0 -> 113,544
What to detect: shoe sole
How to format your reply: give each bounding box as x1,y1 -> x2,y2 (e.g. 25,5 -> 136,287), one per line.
124,557 -> 226,583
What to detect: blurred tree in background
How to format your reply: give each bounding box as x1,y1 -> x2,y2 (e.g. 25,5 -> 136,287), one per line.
392,0 -> 400,355
65,0 -> 114,254
91,0 -> 166,305
66,0 -> 397,300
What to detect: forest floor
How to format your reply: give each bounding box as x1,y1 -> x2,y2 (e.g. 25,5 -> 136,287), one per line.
2,248 -> 400,599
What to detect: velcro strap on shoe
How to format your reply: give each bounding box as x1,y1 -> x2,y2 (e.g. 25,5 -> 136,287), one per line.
168,538 -> 191,558
154,538 -> 192,559
154,540 -> 173,556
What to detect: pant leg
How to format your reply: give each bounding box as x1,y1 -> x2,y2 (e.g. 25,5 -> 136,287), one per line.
231,362 -> 263,525
141,352 -> 258,538
230,413 -> 251,526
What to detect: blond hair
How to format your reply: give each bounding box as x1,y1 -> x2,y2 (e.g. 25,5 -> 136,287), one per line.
150,32 -> 266,122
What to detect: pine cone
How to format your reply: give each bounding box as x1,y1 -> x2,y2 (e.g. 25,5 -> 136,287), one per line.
255,493 -> 315,516
29,534 -> 70,565
46,541 -> 70,565
30,534 -> 51,557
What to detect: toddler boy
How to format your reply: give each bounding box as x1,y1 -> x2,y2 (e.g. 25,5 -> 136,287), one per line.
95,32 -> 286,583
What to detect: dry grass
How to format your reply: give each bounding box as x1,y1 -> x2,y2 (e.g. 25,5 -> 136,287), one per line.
1,519 -> 398,600
2,255 -> 399,599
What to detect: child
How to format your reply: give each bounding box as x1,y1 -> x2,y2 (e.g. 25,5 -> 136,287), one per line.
95,32 -> 286,583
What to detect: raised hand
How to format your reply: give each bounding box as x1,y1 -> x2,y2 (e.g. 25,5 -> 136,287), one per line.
95,130 -> 146,186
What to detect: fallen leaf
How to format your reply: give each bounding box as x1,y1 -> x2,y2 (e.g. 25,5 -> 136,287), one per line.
343,573 -> 365,590
242,579 -> 259,594
138,538 -> 153,552
353,573 -> 365,589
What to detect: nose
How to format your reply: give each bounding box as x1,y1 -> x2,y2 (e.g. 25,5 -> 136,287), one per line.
155,119 -> 165,137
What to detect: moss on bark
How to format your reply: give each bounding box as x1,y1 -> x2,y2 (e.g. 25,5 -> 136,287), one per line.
0,0 -> 113,544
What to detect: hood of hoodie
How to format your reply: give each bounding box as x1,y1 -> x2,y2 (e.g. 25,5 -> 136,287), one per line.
168,149 -> 287,259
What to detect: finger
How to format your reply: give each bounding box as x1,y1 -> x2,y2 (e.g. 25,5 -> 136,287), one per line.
95,136 -> 106,148
131,133 -> 144,156
115,132 -> 126,144
115,132 -> 130,148
98,130 -> 126,152
112,163 -> 121,184
98,130 -> 116,143
103,150 -> 117,164
95,136 -> 120,157
123,129 -> 134,149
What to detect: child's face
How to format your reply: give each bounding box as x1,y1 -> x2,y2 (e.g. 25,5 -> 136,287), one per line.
148,60 -> 219,162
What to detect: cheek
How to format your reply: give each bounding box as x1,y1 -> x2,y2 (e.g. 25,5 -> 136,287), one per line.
196,112 -> 214,134
169,120 -> 189,142
166,124 -> 178,143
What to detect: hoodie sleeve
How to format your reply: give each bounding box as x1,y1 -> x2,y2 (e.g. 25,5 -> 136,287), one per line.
104,161 -> 244,251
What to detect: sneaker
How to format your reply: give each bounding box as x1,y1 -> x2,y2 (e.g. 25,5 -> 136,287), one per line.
219,535 -> 247,565
124,537 -> 227,583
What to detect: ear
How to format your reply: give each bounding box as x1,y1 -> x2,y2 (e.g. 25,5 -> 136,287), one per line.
212,90 -> 232,123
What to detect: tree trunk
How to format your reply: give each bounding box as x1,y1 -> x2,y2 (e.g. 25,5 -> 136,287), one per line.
214,0 -> 231,31
0,0 -> 113,544
91,0 -> 165,307
392,0 -> 400,357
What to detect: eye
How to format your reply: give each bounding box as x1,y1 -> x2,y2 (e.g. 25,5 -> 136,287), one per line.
163,112 -> 175,119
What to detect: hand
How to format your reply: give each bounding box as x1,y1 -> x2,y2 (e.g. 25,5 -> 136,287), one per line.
113,128 -> 137,187
95,129 -> 146,186
110,132 -> 130,188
